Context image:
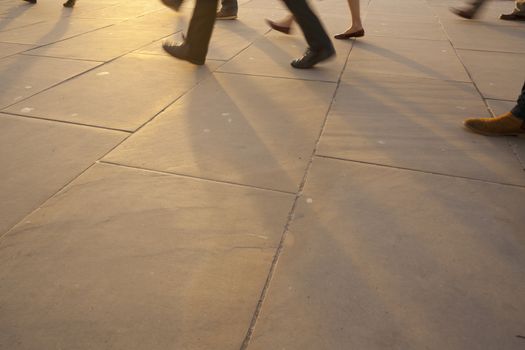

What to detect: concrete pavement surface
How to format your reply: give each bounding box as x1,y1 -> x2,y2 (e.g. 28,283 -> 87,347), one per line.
0,0 -> 524,348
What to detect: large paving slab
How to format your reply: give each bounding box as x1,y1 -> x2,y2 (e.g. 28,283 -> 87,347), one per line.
0,54 -> 99,109
247,157 -> 525,350
344,36 -> 470,82
338,72 -> 486,117
0,113 -> 127,235
4,53 -> 221,131
0,162 -> 294,350
0,18 -> 116,45
365,11 -> 440,24
366,0 -> 439,21
442,20 -> 525,53
25,22 -> 176,61
217,31 -> 352,83
103,73 -> 336,192
362,18 -> 448,41
318,74 -> 525,185
457,49 -> 525,101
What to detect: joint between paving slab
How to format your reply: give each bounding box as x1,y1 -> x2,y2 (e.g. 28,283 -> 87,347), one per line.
1,28 -> 187,113
0,60 -> 108,111
316,154 -> 525,189
0,61 -> 235,238
0,111 -> 133,133
20,52 -> 105,63
0,161 -> 101,243
452,47 -> 525,56
214,70 -> 340,84
98,160 -> 297,195
239,38 -> 356,350
19,21 -> 118,51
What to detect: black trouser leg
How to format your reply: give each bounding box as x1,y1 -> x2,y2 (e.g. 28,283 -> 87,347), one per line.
467,0 -> 487,15
511,81 -> 525,120
282,0 -> 332,52
185,0 -> 219,60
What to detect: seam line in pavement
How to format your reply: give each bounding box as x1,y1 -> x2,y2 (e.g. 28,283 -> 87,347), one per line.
0,63 -> 219,239
0,61 -> 106,111
0,160 -> 100,242
0,111 -> 133,133
19,52 -> 105,62
98,160 -> 297,195
454,47 -> 525,55
17,20 -> 119,50
0,28 -> 184,111
316,154 -> 525,188
239,34 -> 356,350
214,69 -> 339,84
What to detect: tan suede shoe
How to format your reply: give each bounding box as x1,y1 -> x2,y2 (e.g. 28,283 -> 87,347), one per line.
464,112 -> 525,136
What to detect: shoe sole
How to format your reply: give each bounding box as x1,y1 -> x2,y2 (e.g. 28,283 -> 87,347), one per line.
500,16 -> 525,21
216,15 -> 237,20
464,124 -> 525,137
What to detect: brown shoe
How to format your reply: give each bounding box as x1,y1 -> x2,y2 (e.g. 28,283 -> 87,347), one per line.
464,112 -> 525,136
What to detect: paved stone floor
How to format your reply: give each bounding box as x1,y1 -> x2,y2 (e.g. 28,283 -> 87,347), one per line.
0,0 -> 524,348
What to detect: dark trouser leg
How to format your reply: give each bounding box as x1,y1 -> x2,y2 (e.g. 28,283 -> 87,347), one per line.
221,0 -> 237,11
282,0 -> 332,51
467,0 -> 487,15
511,81 -> 525,120
185,0 -> 219,60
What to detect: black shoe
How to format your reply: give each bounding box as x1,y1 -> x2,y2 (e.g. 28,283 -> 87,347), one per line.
265,19 -> 291,34
63,0 -> 75,7
449,7 -> 476,19
291,47 -> 335,69
500,12 -> 525,21
334,29 -> 365,40
23,0 -> 37,4
160,0 -> 183,12
162,41 -> 205,65
216,8 -> 237,20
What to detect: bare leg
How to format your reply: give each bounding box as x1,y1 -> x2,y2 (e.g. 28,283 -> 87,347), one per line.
335,0 -> 364,38
343,0 -> 363,34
